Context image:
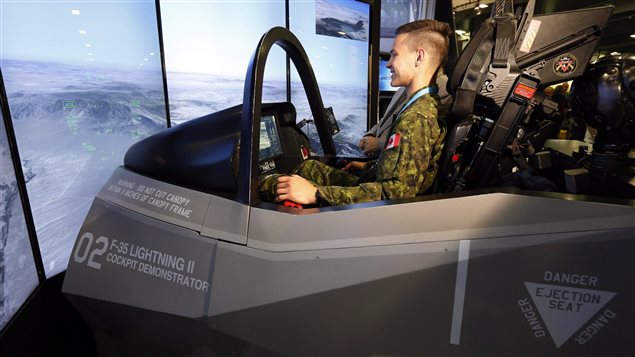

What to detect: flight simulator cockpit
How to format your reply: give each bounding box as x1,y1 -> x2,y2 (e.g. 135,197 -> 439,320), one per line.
123,101 -> 314,196
121,0 -> 633,207
61,1 -> 634,355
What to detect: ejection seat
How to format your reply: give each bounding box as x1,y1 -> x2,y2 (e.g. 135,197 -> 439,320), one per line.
435,0 -> 613,193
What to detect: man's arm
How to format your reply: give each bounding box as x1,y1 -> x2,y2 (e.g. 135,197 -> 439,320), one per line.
358,135 -> 381,156
275,175 -> 318,205
317,101 -> 439,206
274,161 -> 369,205
359,88 -> 407,155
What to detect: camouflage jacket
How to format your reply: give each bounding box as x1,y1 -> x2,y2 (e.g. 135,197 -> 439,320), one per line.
317,86 -> 446,205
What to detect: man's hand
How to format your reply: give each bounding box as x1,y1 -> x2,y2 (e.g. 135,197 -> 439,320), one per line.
358,136 -> 380,156
341,161 -> 367,173
276,175 -> 317,205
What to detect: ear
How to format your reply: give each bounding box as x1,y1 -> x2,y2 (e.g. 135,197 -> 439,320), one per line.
416,48 -> 425,64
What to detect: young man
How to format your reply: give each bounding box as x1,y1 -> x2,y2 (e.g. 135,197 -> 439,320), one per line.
260,19 -> 452,207
358,70 -> 452,156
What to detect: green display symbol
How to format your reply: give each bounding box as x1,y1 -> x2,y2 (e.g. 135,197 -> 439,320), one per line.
63,100 -> 76,109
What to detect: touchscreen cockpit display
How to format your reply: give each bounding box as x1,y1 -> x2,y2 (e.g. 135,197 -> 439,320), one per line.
259,115 -> 283,161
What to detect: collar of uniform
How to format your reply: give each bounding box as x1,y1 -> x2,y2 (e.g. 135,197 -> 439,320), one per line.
398,84 -> 439,118
409,84 -> 439,99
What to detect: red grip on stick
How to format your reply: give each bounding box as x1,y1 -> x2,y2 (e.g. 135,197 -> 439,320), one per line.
282,200 -> 302,208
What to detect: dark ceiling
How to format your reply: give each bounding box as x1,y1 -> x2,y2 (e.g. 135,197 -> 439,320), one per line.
452,0 -> 635,55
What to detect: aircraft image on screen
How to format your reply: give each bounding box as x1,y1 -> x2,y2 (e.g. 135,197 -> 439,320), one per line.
315,0 -> 369,41
62,1 -> 634,355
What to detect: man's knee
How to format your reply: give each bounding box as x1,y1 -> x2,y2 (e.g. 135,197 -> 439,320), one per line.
258,174 -> 280,202
294,159 -> 324,177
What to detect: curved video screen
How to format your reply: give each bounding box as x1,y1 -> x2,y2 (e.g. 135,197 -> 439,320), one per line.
378,58 -> 398,93
1,1 -> 167,277
160,0 -> 287,125
289,0 -> 370,156
0,89 -> 39,331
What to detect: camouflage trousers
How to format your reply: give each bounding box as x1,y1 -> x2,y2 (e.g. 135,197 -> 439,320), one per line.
258,159 -> 360,203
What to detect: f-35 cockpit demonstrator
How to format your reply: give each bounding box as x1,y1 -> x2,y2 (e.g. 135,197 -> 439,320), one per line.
63,2 -> 634,355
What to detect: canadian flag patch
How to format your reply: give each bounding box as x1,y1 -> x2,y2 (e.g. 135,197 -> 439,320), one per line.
385,133 -> 401,150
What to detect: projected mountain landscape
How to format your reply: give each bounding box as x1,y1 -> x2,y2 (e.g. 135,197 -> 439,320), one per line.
0,115 -> 38,331
167,71 -> 366,156
1,59 -> 166,282
0,58 -> 366,312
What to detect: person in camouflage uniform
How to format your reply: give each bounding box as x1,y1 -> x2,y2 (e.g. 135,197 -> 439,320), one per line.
260,19 -> 452,207
358,71 -> 452,157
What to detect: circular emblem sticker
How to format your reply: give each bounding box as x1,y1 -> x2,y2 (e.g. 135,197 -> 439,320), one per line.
553,53 -> 578,76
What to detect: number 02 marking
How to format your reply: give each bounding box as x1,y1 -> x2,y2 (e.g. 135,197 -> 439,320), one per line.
73,232 -> 109,270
